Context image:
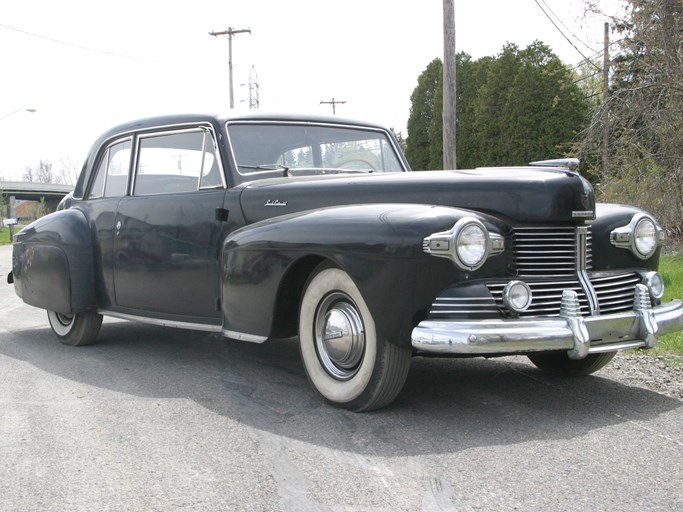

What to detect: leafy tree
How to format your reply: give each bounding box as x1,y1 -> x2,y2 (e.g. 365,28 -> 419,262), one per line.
502,42 -> 590,164
427,74 -> 444,169
389,128 -> 407,154
406,42 -> 589,171
474,44 -> 523,165
0,187 -> 6,227
405,58 -> 442,170
23,160 -> 59,184
455,54 -> 493,169
581,0 -> 682,229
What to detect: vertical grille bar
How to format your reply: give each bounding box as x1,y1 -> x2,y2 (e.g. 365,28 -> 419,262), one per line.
576,226 -> 599,315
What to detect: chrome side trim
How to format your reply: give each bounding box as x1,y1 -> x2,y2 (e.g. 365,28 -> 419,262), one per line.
99,310 -> 222,333
411,299 -> 683,357
222,329 -> 268,343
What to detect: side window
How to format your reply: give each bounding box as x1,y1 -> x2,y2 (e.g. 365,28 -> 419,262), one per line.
198,132 -> 222,189
135,129 -> 222,195
88,139 -> 132,199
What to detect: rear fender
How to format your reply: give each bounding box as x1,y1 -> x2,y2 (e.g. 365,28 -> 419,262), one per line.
12,208 -> 96,313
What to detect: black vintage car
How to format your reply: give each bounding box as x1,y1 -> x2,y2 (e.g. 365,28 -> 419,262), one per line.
9,113 -> 683,410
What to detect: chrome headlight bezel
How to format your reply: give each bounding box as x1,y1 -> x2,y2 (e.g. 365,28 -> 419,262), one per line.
423,217 -> 505,271
610,213 -> 664,260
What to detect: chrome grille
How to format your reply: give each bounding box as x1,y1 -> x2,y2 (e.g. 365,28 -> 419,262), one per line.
592,272 -> 641,314
487,272 -> 641,318
513,226 -> 592,277
488,279 -> 590,317
425,225 -> 641,321
429,297 -> 498,318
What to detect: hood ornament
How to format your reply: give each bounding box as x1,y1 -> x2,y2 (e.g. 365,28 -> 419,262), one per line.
529,158 -> 580,171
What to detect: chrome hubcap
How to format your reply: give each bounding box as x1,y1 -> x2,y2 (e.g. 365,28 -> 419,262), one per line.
315,292 -> 365,380
55,312 -> 74,327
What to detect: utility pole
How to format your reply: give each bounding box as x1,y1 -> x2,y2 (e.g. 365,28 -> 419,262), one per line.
320,98 -> 346,115
442,0 -> 456,169
601,22 -> 610,178
209,27 -> 252,109
247,66 -> 260,109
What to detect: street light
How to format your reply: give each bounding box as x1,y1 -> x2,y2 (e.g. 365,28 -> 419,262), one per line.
0,108 -> 36,121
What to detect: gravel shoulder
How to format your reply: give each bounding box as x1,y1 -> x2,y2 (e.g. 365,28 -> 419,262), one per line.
600,351 -> 683,400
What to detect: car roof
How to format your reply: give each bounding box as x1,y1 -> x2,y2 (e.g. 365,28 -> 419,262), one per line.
74,112 -> 394,199
98,112 -> 389,141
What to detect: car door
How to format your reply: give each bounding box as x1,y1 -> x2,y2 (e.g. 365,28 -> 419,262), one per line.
81,137 -> 134,310
112,126 -> 227,323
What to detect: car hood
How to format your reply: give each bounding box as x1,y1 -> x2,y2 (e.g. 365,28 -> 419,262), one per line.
238,167 -> 595,225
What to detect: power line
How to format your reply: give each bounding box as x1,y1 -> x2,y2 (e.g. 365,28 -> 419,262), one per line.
0,22 -> 171,63
532,0 -> 601,71
538,0 -> 598,54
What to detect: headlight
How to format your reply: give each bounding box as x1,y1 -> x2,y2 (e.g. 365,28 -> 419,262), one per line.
634,217 -> 657,259
610,213 -> 663,260
456,222 -> 488,268
423,217 -> 504,271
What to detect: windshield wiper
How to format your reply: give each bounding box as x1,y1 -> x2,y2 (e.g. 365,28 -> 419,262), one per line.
286,167 -> 375,176
239,163 -> 290,174
240,164 -> 375,177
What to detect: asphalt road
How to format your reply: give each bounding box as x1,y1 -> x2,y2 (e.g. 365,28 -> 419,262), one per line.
1,244 -> 681,511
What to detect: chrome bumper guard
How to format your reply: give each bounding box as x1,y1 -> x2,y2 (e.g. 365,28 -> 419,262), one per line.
411,285 -> 683,359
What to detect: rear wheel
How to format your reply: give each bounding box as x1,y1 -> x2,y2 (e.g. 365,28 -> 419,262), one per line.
527,351 -> 616,376
47,310 -> 103,346
298,264 -> 411,411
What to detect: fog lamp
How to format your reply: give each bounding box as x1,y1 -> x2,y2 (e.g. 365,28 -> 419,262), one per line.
503,280 -> 532,313
645,271 -> 664,300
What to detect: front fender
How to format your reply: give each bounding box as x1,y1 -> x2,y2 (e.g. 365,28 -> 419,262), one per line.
12,208 -> 97,313
590,203 -> 661,271
221,204 -> 507,345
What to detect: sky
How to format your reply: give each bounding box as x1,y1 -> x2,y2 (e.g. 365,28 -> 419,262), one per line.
0,0 -> 619,182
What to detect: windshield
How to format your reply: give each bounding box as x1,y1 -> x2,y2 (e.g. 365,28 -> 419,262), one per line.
227,122 -> 405,174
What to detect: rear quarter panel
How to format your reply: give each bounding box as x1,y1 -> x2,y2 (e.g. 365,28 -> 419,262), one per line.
12,208 -> 97,313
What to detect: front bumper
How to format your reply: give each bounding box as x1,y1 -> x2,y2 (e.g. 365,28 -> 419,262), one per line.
411,290 -> 683,359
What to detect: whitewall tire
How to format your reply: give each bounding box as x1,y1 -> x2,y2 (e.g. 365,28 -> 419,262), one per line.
47,310 -> 103,346
298,264 -> 411,411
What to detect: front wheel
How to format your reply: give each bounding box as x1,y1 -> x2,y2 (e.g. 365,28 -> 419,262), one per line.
47,310 -> 103,346
527,351 -> 616,376
298,265 -> 411,411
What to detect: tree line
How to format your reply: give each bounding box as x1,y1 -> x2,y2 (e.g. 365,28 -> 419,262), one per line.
405,0 -> 682,230
405,41 -> 590,170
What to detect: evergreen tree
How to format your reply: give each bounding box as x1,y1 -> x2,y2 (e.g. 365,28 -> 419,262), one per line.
406,43 -> 590,171
456,54 -> 493,169
405,58 -> 442,170
473,44 -> 522,165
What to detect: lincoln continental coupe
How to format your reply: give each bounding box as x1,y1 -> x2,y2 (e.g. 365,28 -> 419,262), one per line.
9,113 -> 683,410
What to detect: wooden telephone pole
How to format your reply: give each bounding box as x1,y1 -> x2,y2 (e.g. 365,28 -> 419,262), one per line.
320,98 -> 346,115
442,0 -> 456,169
209,27 -> 252,108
